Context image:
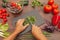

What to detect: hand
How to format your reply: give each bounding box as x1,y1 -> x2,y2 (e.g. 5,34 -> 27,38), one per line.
32,25 -> 42,36
15,19 -> 29,33
32,24 -> 47,40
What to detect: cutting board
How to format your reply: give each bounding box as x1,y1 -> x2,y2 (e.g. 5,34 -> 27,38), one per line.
11,8 -> 46,40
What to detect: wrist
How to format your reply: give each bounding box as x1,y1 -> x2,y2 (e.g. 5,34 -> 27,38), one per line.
13,30 -> 21,35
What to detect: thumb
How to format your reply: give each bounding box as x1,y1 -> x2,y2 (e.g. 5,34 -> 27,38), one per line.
23,24 -> 29,29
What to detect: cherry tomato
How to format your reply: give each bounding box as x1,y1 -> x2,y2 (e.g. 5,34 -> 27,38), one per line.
6,14 -> 9,17
2,16 -> 6,19
2,13 -> 6,16
0,15 -> 3,18
52,15 -> 59,26
3,19 -> 7,22
52,4 -> 58,9
0,10 -> 2,14
48,0 -> 54,5
53,9 -> 59,15
11,2 -> 17,7
1,9 -> 6,13
44,5 -> 52,13
17,6 -> 21,10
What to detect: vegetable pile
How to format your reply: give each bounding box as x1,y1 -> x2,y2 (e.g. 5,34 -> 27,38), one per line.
6,2 -> 22,14
0,23 -> 10,38
0,9 -> 9,24
44,0 -> 60,32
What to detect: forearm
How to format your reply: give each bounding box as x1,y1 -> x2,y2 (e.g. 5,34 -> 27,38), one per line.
3,30 -> 21,40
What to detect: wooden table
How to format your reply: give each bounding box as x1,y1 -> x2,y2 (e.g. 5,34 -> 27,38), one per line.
0,0 -> 60,40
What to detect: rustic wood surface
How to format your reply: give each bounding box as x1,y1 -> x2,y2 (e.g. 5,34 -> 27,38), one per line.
0,0 -> 60,40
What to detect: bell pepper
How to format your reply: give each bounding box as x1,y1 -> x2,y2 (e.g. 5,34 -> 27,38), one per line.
58,23 -> 60,29
52,15 -> 59,26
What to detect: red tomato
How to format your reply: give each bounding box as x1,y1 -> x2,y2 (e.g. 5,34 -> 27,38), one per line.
52,15 -> 59,26
2,16 -> 6,19
58,23 -> 60,29
17,6 -> 21,10
53,9 -> 59,15
2,13 -> 6,16
0,16 -> 3,18
6,14 -> 9,17
48,0 -> 54,5
11,2 -> 17,7
3,19 -> 7,22
0,10 -> 2,14
52,4 -> 58,9
1,9 -> 6,13
2,21 -> 6,25
44,5 -> 52,13
59,16 -> 60,20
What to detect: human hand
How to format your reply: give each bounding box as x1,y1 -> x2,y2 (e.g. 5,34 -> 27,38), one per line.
32,25 -> 43,40
32,24 -> 42,36
32,24 -> 47,40
15,19 -> 29,33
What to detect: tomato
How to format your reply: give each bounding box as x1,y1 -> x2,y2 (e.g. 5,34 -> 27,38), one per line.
3,19 -> 7,22
52,15 -> 59,26
44,5 -> 52,13
52,4 -> 58,9
2,13 -> 6,16
1,9 -> 6,13
48,0 -> 54,5
53,9 -> 59,15
0,16 -> 3,18
2,16 -> 6,19
0,10 -> 2,14
11,2 -> 17,7
17,6 -> 21,10
6,14 -> 9,17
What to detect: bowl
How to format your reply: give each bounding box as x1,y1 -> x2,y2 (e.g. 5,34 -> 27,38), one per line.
6,2 -> 23,14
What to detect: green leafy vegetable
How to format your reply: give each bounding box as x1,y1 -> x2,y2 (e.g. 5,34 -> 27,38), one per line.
43,31 -> 51,37
2,0 -> 8,3
0,32 -> 10,38
3,32 -> 10,38
23,16 -> 36,26
2,4 -> 6,8
19,0 -> 29,6
32,0 -> 43,7
0,23 -> 9,32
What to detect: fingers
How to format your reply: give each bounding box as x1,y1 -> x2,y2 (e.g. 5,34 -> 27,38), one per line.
17,19 -> 25,24
32,24 -> 38,29
23,24 -> 29,29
